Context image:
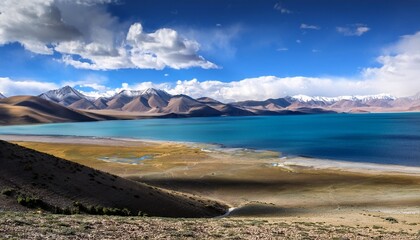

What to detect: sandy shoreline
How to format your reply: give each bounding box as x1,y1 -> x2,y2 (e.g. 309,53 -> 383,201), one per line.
1,133 -> 419,235
1,134 -> 419,175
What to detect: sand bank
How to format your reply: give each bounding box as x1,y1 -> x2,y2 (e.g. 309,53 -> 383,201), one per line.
2,134 -> 418,175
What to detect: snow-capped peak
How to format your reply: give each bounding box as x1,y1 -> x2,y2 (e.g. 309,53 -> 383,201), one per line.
40,86 -> 89,101
0,92 -> 5,99
38,86 -> 94,105
142,88 -> 161,95
409,92 -> 420,100
291,94 -> 314,102
142,88 -> 171,97
118,88 -> 171,98
119,89 -> 144,97
291,93 -> 396,103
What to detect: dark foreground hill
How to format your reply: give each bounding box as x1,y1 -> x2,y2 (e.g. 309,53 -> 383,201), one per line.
0,140 -> 227,217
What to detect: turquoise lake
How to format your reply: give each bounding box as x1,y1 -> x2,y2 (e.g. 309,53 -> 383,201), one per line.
0,113 -> 419,166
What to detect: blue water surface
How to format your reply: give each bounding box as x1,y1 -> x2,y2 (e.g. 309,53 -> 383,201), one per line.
0,113 -> 419,166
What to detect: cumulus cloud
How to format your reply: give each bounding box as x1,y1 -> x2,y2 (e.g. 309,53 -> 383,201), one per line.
1,26 -> 419,101
300,24 -> 320,30
0,0 -> 81,54
336,24 -> 370,36
0,0 -> 216,70
164,77 -> 375,102
125,23 -> 217,70
0,78 -> 58,96
86,31 -> 419,102
362,31 -> 420,96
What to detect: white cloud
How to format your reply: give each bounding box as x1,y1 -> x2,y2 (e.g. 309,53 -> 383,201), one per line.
92,31 -> 420,102
336,24 -> 370,36
0,0 -> 217,70
0,0 -> 81,54
274,2 -> 292,14
166,31 -> 420,101
2,25 -> 419,102
58,21 -> 218,70
362,32 -> 420,96
0,77 -> 58,96
164,77 -> 375,102
58,0 -> 118,6
63,74 -> 109,92
300,24 -> 320,30
125,23 -> 217,70
276,48 -> 288,51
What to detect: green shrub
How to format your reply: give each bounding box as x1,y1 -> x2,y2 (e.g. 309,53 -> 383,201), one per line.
1,188 -> 15,196
122,208 -> 131,216
16,195 -> 41,208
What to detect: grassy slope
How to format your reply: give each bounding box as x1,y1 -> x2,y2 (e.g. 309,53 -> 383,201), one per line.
0,140 -> 227,217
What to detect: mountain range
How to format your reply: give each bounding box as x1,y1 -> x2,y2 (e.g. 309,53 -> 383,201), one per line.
0,86 -> 419,125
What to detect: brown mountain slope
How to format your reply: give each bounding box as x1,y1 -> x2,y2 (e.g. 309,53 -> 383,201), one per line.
106,94 -> 133,110
163,95 -> 221,117
122,96 -> 152,112
329,100 -> 368,109
0,96 -> 98,125
68,98 -> 98,110
197,97 -> 254,116
164,95 -> 204,113
0,140 -> 226,217
148,94 -> 169,108
93,97 -> 109,109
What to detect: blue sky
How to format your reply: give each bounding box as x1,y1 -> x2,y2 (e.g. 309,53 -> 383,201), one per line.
0,0 -> 420,101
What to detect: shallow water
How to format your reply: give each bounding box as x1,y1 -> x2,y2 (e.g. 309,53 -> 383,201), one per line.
0,113 -> 419,166
98,155 -> 153,164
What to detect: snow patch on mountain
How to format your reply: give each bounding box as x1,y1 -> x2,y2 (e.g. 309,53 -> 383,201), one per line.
39,86 -> 93,102
291,93 -> 396,103
118,88 -> 171,98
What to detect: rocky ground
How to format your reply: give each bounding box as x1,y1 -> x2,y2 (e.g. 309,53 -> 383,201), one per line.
1,211 -> 419,240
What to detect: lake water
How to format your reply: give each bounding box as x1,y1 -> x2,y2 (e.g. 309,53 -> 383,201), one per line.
0,113 -> 419,166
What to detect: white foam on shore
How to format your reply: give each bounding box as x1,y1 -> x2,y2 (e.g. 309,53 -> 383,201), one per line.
276,157 -> 420,175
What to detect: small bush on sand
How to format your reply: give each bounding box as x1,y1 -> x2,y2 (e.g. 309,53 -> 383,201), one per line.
385,217 -> 398,223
